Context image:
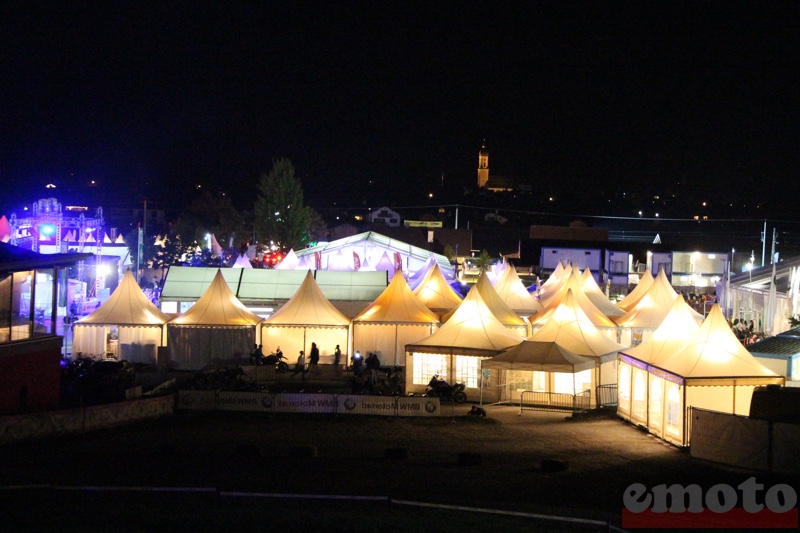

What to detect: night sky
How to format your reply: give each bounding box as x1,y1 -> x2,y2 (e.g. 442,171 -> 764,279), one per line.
2,2 -> 798,217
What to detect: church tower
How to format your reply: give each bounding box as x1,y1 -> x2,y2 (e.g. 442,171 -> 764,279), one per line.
477,142 -> 489,188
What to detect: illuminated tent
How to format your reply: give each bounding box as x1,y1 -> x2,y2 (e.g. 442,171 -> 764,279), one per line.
485,289 -> 626,406
618,303 -> 783,447
274,249 -> 300,270
261,270 -> 350,363
167,270 -> 263,370
210,234 -> 223,257
614,268 -> 703,345
406,284 -> 524,401
412,262 -> 463,318
581,269 -> 624,317
0,215 -> 12,243
617,268 -> 655,311
353,270 -> 440,366
537,261 -> 571,302
232,254 -> 253,268
529,268 -> 620,342
407,254 -> 438,291
443,272 -> 527,336
327,249 -> 355,271
373,251 -> 396,278
72,270 -> 171,363
492,263 -> 543,314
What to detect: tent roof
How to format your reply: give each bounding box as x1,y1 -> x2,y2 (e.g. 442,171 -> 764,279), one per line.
354,270 -> 439,324
530,269 -> 618,328
537,262 -> 571,302
412,262 -> 463,313
622,294 -> 701,365
274,249 -> 300,270
617,268 -> 655,311
492,264 -> 543,313
232,254 -> 252,268
613,268 -> 684,328
581,269 -> 624,317
296,231 -> 454,277
264,270 -> 351,327
443,272 -> 524,326
407,285 -> 523,356
654,304 -> 779,379
482,340 -> 600,372
407,254 -> 438,290
528,289 -> 627,358
169,269 -> 263,326
77,270 -> 171,326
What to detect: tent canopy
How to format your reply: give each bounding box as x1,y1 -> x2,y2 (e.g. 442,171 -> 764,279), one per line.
78,270 -> 171,326
442,272 -> 524,326
264,270 -> 351,327
482,340 -> 603,372
617,268 -> 655,311
490,264 -> 543,313
169,269 -> 263,326
622,294 -> 702,366
412,262 -> 463,313
354,270 -> 439,324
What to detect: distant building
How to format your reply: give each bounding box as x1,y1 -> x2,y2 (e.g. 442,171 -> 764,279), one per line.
476,143 -> 533,193
368,206 -> 401,227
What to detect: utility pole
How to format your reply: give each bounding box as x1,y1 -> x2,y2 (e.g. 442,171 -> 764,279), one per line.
761,220 -> 767,267
770,227 -> 777,265
455,205 -> 459,230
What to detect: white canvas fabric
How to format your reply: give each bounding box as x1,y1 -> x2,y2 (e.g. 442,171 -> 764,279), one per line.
274,248 -> 300,270
77,270 -> 170,326
412,263 -> 463,315
264,270 -> 350,326
622,294 -> 702,366
354,270 -> 439,324
492,264 -> 543,313
530,269 -> 618,329
617,268 -> 655,311
581,269 -> 625,317
442,272 -> 524,327
169,269 -> 263,326
232,254 -> 253,268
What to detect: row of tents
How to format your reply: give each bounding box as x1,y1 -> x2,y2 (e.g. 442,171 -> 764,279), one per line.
72,257 -> 784,446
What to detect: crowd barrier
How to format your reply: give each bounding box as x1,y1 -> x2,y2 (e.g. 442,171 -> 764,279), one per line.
178,390 -> 441,417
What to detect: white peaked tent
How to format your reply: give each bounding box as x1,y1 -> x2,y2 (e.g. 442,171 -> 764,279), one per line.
537,261 -> 572,302
618,303 -> 783,447
412,262 -> 463,318
614,268 -> 702,345
443,272 -> 527,336
492,263 -> 544,314
167,270 -> 263,370
327,249 -> 354,271
581,269 -> 624,317
617,268 -> 655,312
407,254 -> 438,291
73,271 -> 171,363
358,256 -> 376,271
487,257 -> 507,285
211,234 -> 223,257
232,254 -> 253,268
262,270 -> 350,363
530,268 -> 620,342
275,249 -> 300,270
353,270 -> 440,366
406,285 -> 524,401
373,251 -> 397,278
486,289 -> 626,406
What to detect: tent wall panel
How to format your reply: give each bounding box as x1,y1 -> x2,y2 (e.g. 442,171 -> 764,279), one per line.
600,359 -> 617,385
663,383 -> 683,446
631,368 -> 648,425
618,361 -> 632,419
167,326 -> 255,371
72,325 -> 107,357
261,325 -> 348,364
733,384 -> 757,415
647,375 -> 665,436
689,408 -> 769,469
118,326 -> 163,364
686,385 -> 735,414
772,422 -> 800,475
353,323 -> 437,367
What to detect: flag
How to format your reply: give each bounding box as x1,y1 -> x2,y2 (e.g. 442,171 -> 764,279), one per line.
353,251 -> 361,270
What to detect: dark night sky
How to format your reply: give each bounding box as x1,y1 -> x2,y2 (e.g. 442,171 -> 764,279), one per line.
2,2 -> 798,217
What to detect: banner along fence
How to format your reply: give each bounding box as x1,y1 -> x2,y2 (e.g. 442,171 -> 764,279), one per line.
178,391 -> 441,417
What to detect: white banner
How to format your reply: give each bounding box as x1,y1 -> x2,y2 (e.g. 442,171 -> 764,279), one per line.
273,393 -> 339,414
337,395 -> 440,417
178,390 -> 217,411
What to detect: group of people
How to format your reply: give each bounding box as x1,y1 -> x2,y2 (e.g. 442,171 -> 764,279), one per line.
731,318 -> 761,345
251,343 -> 390,380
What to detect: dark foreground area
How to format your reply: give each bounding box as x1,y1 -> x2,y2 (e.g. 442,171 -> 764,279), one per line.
1,405 -> 797,531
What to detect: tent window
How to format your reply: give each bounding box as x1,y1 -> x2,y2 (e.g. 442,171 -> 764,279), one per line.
454,356 -> 485,388
649,378 -> 663,430
619,365 -> 630,401
666,385 -> 681,435
412,353 -> 448,385
633,372 -> 646,419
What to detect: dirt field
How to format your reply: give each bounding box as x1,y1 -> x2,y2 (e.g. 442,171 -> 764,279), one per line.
1,403 -> 796,531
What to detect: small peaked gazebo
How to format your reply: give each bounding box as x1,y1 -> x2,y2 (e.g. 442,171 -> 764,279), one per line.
581,269 -> 624,317
617,268 -> 655,311
167,269 -> 263,370
412,262 -> 463,319
73,270 -> 171,363
618,303 -> 783,447
530,268 -> 620,342
443,273 -> 527,336
262,270 -> 351,363
492,263 -> 543,314
406,285 -> 524,401
353,270 -> 440,366
537,261 -> 572,302
486,289 -> 626,406
614,268 -> 702,345
232,254 -> 253,268
407,254 -> 438,291
274,249 -> 300,270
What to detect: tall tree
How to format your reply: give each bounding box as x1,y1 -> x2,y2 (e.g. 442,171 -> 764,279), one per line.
254,159 -> 313,251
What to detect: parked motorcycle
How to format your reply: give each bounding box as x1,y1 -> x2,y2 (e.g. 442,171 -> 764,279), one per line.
261,351 -> 290,372
424,374 -> 467,403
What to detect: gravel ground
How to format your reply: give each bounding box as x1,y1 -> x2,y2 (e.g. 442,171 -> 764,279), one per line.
1,403 -> 797,531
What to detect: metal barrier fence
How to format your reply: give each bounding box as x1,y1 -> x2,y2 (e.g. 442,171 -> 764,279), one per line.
519,390 -> 590,414
595,384 -> 618,407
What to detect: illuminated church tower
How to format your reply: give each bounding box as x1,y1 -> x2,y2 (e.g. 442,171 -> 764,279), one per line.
477,142 -> 489,188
